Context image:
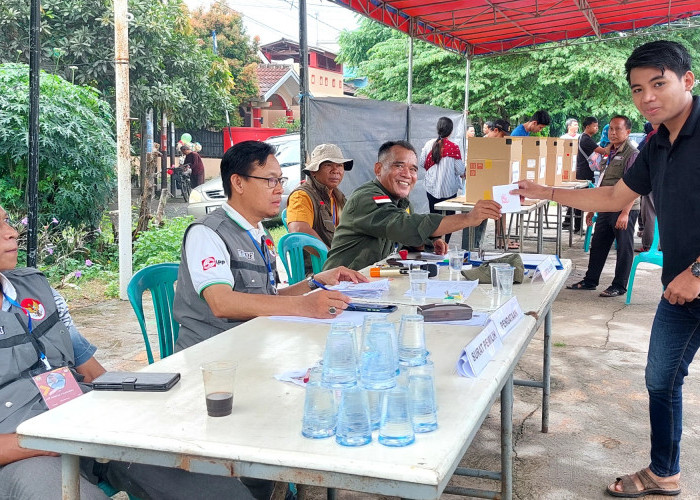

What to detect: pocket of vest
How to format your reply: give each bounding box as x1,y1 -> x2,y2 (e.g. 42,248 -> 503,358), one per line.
322,217 -> 335,232
236,269 -> 264,290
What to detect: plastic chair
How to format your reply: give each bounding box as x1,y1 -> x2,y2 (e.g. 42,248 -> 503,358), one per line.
281,208 -> 289,232
626,219 -> 662,304
583,213 -> 597,252
277,233 -> 328,285
127,263 -> 180,364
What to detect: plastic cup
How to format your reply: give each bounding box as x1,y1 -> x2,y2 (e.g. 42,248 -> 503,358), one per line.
409,269 -> 429,303
448,248 -> 465,274
335,386 -> 372,446
378,386 -> 415,447
408,361 -> 438,433
397,314 -> 427,367
301,368 -> 337,438
360,314 -> 389,358
321,327 -> 358,388
366,389 -> 385,431
201,361 -> 236,417
490,263 -> 511,295
359,322 -> 397,390
496,265 -> 515,296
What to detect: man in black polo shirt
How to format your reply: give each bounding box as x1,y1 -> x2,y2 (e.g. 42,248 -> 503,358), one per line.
513,40 -> 700,498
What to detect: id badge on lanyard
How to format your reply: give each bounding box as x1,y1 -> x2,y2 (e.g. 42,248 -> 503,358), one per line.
245,230 -> 277,293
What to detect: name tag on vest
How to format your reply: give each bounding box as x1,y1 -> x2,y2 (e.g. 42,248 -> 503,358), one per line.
33,367 -> 83,410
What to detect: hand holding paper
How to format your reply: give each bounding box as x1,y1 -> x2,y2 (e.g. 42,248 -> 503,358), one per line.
492,183 -> 522,213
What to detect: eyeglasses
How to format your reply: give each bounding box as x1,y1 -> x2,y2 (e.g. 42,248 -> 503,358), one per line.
239,174 -> 288,188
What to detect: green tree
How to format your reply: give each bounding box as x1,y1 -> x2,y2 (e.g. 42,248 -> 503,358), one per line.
190,0 -> 260,118
0,63 -> 116,228
338,21 -> 700,134
0,0 -> 237,130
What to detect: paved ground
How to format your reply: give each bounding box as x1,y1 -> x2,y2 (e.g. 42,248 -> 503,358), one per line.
68,214 -> 700,500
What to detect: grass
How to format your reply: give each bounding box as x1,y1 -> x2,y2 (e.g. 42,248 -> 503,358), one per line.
553,341 -> 567,347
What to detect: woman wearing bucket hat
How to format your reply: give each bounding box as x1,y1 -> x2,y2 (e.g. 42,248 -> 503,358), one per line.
287,143 -> 353,248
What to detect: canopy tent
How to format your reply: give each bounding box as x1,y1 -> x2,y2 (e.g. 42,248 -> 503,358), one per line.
327,0 -> 700,56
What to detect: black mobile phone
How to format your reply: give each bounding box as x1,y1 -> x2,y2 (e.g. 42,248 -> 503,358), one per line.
346,303 -> 398,313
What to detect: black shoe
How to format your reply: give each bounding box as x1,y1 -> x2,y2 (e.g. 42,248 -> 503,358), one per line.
562,222 -> 571,229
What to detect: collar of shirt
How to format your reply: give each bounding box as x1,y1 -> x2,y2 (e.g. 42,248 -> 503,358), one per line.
0,271 -> 16,312
658,94 -> 700,145
220,202 -> 267,240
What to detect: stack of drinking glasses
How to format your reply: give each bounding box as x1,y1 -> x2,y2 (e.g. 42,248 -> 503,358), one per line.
301,315 -> 438,447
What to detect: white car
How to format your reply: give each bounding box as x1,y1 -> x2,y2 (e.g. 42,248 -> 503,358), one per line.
187,134 -> 301,218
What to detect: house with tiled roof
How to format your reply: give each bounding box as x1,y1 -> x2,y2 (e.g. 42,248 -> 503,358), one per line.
241,39 -> 346,128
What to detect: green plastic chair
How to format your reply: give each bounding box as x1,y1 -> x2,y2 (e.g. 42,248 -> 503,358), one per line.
583,213 -> 597,252
277,233 -> 328,285
127,263 -> 180,364
626,219 -> 662,304
281,208 -> 289,232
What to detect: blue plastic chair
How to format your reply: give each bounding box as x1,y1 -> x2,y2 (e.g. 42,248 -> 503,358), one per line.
127,263 -> 180,364
626,219 -> 662,304
281,208 -> 289,232
277,233 -> 328,285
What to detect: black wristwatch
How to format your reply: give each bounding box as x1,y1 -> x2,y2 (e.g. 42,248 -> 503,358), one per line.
307,274 -> 319,290
691,261 -> 700,278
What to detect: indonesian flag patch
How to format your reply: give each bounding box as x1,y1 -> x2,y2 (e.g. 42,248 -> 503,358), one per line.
373,195 -> 391,205
20,298 -> 46,321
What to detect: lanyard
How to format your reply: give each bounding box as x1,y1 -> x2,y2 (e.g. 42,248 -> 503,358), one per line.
244,230 -> 276,287
2,292 -> 52,370
332,200 -> 337,226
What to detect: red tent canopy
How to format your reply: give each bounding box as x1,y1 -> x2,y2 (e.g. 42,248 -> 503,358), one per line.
330,0 -> 700,56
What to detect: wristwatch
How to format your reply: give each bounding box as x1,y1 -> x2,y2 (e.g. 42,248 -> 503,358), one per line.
307,275 -> 319,290
691,261 -> 700,278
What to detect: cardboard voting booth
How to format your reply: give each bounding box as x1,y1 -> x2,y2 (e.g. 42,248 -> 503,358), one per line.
543,138 -> 565,186
514,137 -> 547,183
560,138 -> 578,182
465,138 -> 522,203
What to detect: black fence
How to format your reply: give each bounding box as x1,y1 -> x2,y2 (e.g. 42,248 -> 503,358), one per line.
174,129 -> 224,158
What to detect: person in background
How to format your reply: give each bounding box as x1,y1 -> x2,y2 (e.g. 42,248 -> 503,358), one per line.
511,110 -> 551,136
286,143 -> 352,248
635,121 -> 660,252
560,118 -> 580,139
419,117 -> 466,243
486,119 -> 510,138
484,118 -> 518,249
466,126 -> 476,138
325,140 -> 501,271
181,144 -> 205,188
482,121 -> 494,137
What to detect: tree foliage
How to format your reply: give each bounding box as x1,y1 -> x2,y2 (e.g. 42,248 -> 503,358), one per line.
189,0 -> 260,112
0,0 -> 240,129
0,63 -> 116,228
338,19 -> 700,134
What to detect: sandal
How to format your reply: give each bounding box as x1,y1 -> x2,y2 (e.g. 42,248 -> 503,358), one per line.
566,280 -> 596,290
607,468 -> 680,497
507,240 -> 520,250
600,286 -> 625,297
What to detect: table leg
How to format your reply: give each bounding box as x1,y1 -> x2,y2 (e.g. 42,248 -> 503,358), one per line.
501,375 -> 513,500
542,309 -> 552,433
556,204 -> 562,257
62,454 -> 80,500
518,214 -> 524,251
327,487 -> 337,500
537,204 -> 544,253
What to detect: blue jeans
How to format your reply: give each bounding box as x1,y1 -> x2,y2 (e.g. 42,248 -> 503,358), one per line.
646,298 -> 700,477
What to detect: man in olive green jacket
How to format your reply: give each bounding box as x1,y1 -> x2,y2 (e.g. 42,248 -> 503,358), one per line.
324,140 -> 502,271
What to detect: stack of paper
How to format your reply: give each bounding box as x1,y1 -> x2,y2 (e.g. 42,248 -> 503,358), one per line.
328,279 -> 390,299
403,279 -> 479,299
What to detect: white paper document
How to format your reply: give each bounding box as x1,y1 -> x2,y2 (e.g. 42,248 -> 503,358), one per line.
419,252 -> 446,261
492,183 -> 522,213
403,279 -> 479,299
328,279 -> 390,299
269,310 -> 379,326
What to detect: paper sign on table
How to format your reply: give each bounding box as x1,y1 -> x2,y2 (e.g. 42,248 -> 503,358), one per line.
489,296 -> 524,339
403,279 -> 479,299
456,321 -> 503,377
33,366 -> 83,409
532,255 -> 558,283
492,183 -> 522,213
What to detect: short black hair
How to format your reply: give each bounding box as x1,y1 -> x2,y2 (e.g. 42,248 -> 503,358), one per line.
610,115 -> 632,131
531,110 -> 551,126
377,140 -> 416,162
493,119 -> 511,133
582,116 -> 598,128
220,140 -> 275,199
625,40 -> 691,84
484,121 -> 495,129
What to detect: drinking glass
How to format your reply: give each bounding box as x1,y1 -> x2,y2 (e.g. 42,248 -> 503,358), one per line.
335,385 -> 372,446
301,368 -> 337,438
408,361 -> 438,433
321,326 -> 358,388
359,322 -> 397,390
378,386 -> 415,447
201,361 -> 236,417
397,314 -> 427,367
409,269 -> 429,303
448,248 -> 465,275
496,265 -> 515,296
489,263 -> 511,295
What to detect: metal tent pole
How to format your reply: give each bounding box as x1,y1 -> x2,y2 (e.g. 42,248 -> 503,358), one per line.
299,0 -> 309,176
114,0 -> 132,299
406,21 -> 414,142
27,0 -> 40,267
